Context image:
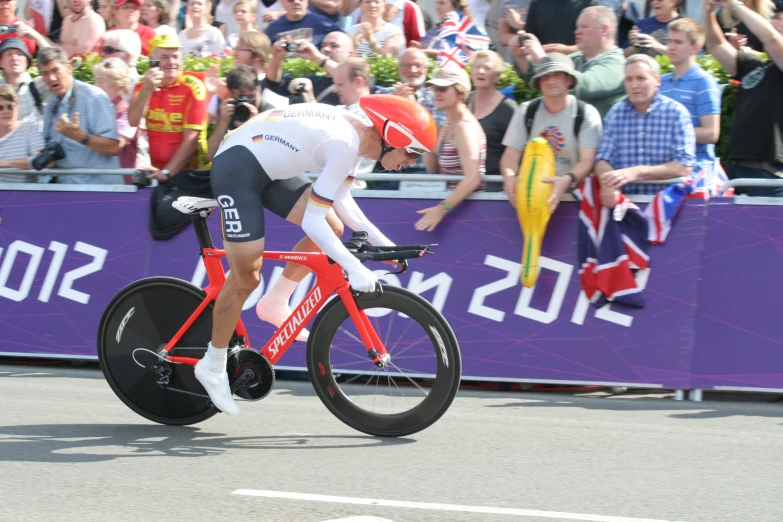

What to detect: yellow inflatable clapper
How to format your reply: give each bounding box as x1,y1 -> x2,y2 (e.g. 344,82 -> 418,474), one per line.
515,137 -> 556,288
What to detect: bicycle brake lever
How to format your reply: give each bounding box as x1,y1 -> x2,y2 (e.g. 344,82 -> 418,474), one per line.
385,259 -> 408,275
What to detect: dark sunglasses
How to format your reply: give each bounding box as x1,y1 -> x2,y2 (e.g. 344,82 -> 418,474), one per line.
102,45 -> 123,54
0,104 -> 15,111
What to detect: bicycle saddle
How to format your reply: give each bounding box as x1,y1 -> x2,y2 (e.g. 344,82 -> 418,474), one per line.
173,196 -> 220,215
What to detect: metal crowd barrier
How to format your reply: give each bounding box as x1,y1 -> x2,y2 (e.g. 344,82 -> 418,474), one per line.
721,178 -> 783,194
0,169 -> 737,204
0,168 -> 140,193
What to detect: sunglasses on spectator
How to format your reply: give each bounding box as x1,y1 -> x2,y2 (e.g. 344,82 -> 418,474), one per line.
102,46 -> 123,54
0,104 -> 15,111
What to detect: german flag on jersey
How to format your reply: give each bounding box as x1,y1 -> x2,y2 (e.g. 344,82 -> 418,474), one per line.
309,190 -> 333,209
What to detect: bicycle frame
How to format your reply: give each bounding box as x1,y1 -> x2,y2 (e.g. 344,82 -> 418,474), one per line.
161,214 -> 388,368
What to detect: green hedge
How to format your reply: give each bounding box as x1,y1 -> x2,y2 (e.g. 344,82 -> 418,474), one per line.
29,52 -> 741,160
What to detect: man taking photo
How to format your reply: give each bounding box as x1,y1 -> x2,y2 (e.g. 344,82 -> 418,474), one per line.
207,65 -> 273,161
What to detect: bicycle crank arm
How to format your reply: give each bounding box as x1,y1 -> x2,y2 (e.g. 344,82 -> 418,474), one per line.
230,369 -> 254,394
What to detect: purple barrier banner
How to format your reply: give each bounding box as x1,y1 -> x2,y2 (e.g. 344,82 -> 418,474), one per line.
2,189 -> 776,390
691,198 -> 783,391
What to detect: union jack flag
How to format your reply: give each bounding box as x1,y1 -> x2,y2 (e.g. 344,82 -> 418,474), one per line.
435,9 -> 491,51
644,160 -> 732,244
576,176 -> 650,309
436,40 -> 469,69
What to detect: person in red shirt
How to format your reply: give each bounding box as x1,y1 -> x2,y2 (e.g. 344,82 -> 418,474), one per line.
110,0 -> 155,55
129,33 -> 210,182
0,0 -> 50,56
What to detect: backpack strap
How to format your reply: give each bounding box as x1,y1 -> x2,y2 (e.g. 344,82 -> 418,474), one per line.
524,97 -> 542,139
574,99 -> 586,139
526,98 -> 586,140
28,80 -> 43,115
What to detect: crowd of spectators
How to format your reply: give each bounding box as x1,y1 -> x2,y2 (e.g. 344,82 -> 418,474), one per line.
0,0 -> 782,210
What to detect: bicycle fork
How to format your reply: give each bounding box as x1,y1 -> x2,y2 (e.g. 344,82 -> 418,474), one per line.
336,286 -> 390,369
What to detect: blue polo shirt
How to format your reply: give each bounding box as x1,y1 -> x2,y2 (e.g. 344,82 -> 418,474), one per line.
660,63 -> 721,164
265,11 -> 343,47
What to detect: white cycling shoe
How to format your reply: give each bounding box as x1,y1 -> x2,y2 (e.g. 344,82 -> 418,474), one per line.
194,359 -> 240,416
256,295 -> 310,342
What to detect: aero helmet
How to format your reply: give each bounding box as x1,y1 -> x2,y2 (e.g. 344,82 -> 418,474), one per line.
359,94 -> 437,154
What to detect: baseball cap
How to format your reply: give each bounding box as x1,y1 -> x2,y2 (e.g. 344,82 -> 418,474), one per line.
148,33 -> 183,54
0,38 -> 32,68
114,0 -> 142,7
425,66 -> 471,92
530,53 -> 578,91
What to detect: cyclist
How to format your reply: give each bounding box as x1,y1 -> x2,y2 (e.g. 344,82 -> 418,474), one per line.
194,94 -> 438,415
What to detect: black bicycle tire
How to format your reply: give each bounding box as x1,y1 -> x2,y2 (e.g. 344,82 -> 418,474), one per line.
307,285 -> 461,437
97,276 -> 219,426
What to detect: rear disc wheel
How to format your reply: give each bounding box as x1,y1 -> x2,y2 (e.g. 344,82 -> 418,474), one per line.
97,277 -> 219,425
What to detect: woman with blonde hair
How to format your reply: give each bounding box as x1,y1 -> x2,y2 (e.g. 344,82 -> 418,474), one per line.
720,0 -> 776,52
179,0 -> 226,56
226,0 -> 257,50
467,50 -> 516,187
349,0 -> 405,58
0,85 -> 44,183
93,58 -> 149,173
417,66 -> 486,232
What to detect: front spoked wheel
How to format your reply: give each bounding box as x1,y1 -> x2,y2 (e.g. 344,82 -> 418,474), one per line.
307,285 -> 461,437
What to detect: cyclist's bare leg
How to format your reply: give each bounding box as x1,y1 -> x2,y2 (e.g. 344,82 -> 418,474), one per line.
196,238 -> 265,416
256,187 -> 344,341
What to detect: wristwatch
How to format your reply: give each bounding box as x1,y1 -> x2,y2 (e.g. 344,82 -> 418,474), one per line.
80,133 -> 90,146
161,169 -> 171,181
565,172 -> 578,190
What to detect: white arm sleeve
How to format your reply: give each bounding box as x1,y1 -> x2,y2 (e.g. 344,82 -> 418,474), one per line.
332,182 -> 394,247
301,140 -> 365,273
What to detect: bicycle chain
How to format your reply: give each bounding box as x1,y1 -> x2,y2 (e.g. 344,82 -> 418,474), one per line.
134,347 -> 267,403
162,385 -> 259,402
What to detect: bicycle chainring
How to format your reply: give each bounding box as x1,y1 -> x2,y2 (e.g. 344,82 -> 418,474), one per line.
226,348 -> 275,401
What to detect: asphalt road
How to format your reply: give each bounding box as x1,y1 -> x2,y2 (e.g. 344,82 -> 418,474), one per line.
1,362 -> 783,522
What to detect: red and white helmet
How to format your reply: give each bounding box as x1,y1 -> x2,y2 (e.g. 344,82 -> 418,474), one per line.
359,94 -> 437,154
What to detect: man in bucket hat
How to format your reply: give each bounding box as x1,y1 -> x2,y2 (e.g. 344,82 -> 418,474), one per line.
0,38 -> 51,124
500,52 -> 603,213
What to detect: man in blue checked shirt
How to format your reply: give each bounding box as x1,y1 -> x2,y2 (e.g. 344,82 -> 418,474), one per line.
595,54 -> 695,208
660,17 -> 722,193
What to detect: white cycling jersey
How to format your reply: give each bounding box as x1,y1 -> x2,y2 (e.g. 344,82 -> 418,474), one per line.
214,104 -> 392,283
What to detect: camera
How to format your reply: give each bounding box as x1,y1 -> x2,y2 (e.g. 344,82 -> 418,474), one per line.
229,95 -> 254,129
0,25 -> 18,35
285,41 -> 300,53
32,142 -> 66,171
515,34 -> 529,46
132,169 -> 151,188
149,59 -> 160,68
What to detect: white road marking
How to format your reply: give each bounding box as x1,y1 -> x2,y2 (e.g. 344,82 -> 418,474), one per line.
319,517 -> 394,522
7,372 -> 53,377
232,490 -> 689,522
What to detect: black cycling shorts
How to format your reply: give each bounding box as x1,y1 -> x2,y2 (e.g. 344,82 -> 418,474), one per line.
210,145 -> 311,242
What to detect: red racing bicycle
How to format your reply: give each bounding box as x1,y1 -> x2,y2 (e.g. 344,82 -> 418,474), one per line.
97,197 -> 461,437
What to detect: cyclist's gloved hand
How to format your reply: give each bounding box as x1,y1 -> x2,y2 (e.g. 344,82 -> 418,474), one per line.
347,264 -> 378,292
